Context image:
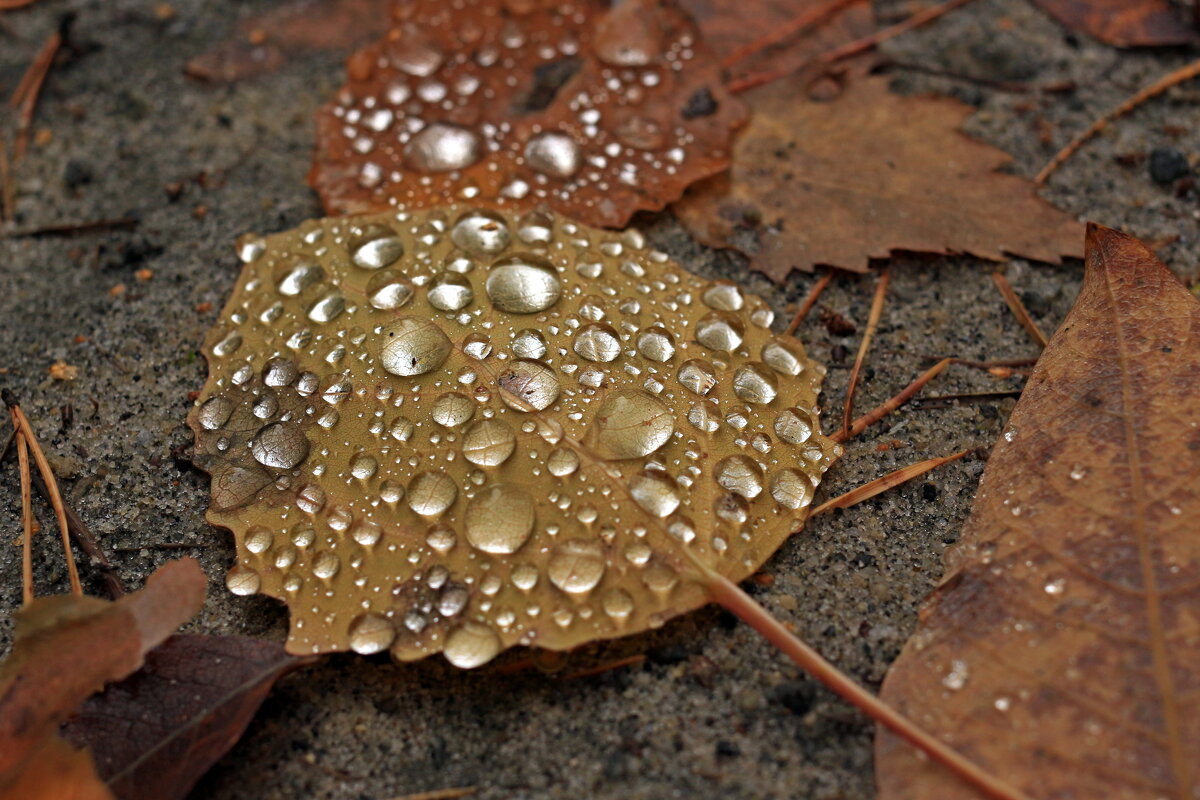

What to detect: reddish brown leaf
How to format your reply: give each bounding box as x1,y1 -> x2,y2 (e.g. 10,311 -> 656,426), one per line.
185,0 -> 394,82
876,225 -> 1200,799
1032,0 -> 1196,48
0,559 -> 205,799
309,0 -> 746,227
62,635 -> 315,800
0,736 -> 113,800
674,75 -> 1084,279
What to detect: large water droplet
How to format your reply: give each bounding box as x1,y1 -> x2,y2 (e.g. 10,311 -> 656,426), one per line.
452,210 -> 511,255
774,408 -> 814,444
404,123 -> 483,172
696,312 -> 745,352
548,539 -> 606,595
630,471 -> 681,517
636,325 -> 675,362
770,469 -> 814,509
590,390 -> 674,459
432,392 -> 476,428
677,359 -> 718,396
428,273 -> 475,311
444,621 -> 501,668
250,422 -> 309,469
407,472 -> 458,516
498,359 -> 561,412
226,565 -> 261,596
462,419 -> 517,467
511,329 -> 548,359
702,282 -> 744,311
762,338 -> 806,376
366,271 -> 415,310
524,131 -> 583,178
602,588 -> 635,621
378,317 -> 452,377
733,363 -> 778,404
547,447 -> 580,477
465,484 -> 535,554
197,395 -> 233,430
349,612 -> 395,654
275,262 -> 324,296
573,322 -> 622,363
349,224 -> 405,269
715,455 -> 764,499
486,254 -> 562,314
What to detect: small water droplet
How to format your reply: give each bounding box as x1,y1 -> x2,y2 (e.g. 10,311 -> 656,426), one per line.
573,322 -> 622,363
226,565 -> 261,596
404,123 -> 483,172
524,131 -> 583,178
349,612 -> 395,654
407,472 -> 458,516
250,422 -> 309,469
378,317 -> 452,377
451,210 -> 511,255
548,539 -> 606,595
462,419 -> 517,466
428,273 -> 475,311
465,484 -> 536,554
349,224 -> 405,269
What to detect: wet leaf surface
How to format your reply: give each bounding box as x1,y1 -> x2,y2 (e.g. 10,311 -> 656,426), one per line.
309,0 -> 746,227
185,0 -> 395,82
1031,0 -> 1197,48
62,635 -> 314,800
876,225 -> 1200,799
188,205 -> 840,667
0,560 -> 206,800
674,75 -> 1085,280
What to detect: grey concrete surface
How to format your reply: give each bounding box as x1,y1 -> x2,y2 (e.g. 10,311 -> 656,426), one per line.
0,1 -> 1196,798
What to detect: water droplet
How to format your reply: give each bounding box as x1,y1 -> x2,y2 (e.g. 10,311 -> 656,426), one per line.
1044,578 -> 1065,595
733,363 -> 778,404
349,224 -> 405,269
197,395 -> 233,430
702,282 -> 744,311
524,131 -> 583,178
774,408 -> 814,444
602,588 -> 634,621
573,322 -> 622,362
451,210 -> 511,255
275,262 -> 324,296
511,329 -> 548,359
407,472 -> 458,516
350,453 -> 378,480
498,359 -> 561,412
486,254 -> 562,314
428,273 -> 475,311
444,621 -> 501,668
426,524 -> 456,553
463,333 -> 493,359
245,526 -> 273,554
462,419 -> 517,466
378,317 -> 452,377
548,539 -> 606,595
547,447 -> 580,477
636,325 -> 675,362
1003,429 -> 1017,443
511,564 -> 539,591
770,469 -> 814,510
942,659 -> 969,691
250,422 -> 309,469
696,312 -> 745,352
312,550 -> 340,579
236,234 -> 265,264
226,565 -> 261,596
1069,465 -> 1086,480
678,359 -> 718,396
590,390 -> 674,459
687,401 -> 720,433
404,123 -> 483,172
630,471 -> 680,517
366,270 -> 415,310
465,484 -> 536,554
516,210 -> 554,244
349,612 -> 395,654
762,338 -> 806,376
716,455 -> 764,498
351,520 -> 382,546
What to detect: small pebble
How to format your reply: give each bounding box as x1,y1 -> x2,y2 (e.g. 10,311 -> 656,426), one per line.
1149,147 -> 1190,184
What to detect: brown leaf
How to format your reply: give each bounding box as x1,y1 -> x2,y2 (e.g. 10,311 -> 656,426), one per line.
875,224 -> 1200,799
1031,0 -> 1197,48
0,736 -> 113,800
674,75 -> 1084,279
309,0 -> 746,227
0,559 -> 205,798
185,0 -> 394,82
677,0 -> 874,85
62,635 -> 314,800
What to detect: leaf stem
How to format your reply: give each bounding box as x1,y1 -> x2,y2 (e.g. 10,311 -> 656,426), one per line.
703,571 -> 1034,800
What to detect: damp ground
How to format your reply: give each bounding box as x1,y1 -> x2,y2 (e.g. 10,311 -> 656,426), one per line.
1,1 -> 1197,798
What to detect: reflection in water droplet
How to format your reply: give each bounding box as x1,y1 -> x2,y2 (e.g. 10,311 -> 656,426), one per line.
636,326 -> 675,362
774,408 -> 815,444
547,447 -> 580,477
197,395 -> 233,430
226,565 -> 261,596
250,422 -> 309,469
762,338 -> 806,376
407,472 -> 458,516
678,359 -> 718,396
462,419 -> 517,466
573,323 -> 622,362
770,469 -> 814,510
444,622 -> 501,668
349,612 -> 395,654
511,329 -> 548,359
524,131 -> 583,178
716,455 -> 764,499
498,359 -> 561,412
696,312 -> 745,352
366,271 -> 415,310
702,282 -> 744,311
733,363 -> 778,404
590,390 -> 674,459
349,224 -> 405,269
452,210 -> 511,255
486,254 -> 562,314
432,392 -> 475,427
465,484 -> 536,554
428,273 -> 475,311
404,123 -> 483,173
548,539 -> 606,594
630,471 -> 680,517
378,317 -> 452,377
350,453 -> 378,480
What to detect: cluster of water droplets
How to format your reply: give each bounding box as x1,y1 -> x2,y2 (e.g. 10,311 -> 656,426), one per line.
192,204 -> 838,667
314,0 -> 742,225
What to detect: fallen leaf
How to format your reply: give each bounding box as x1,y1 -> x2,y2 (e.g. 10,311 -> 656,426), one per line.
309,0 -> 746,227
0,736 -> 113,800
876,224 -> 1200,799
0,559 -> 206,797
62,635 -> 314,800
185,0 -> 395,82
677,0 -> 873,86
1031,0 -> 1196,48
674,75 -> 1084,279
189,205 -> 840,666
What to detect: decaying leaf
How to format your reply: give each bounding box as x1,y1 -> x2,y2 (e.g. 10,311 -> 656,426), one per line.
62,635 -> 314,800
876,225 -> 1200,799
185,0 -> 394,83
0,559 -> 206,799
678,0 -> 873,85
309,0 -> 746,228
188,205 -> 840,666
1031,0 -> 1196,48
674,75 -> 1084,280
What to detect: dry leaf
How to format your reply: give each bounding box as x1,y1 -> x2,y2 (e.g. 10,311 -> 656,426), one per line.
678,0 -> 873,85
185,0 -> 394,82
62,635 -> 314,800
876,224 -> 1200,799
0,736 -> 113,800
309,0 -> 746,228
1031,0 -> 1196,48
0,559 -> 206,798
189,205 -> 840,667
674,75 -> 1084,280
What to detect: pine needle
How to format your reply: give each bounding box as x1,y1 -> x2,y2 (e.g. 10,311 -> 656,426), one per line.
810,450 -> 969,515
833,358 -> 952,443
842,266 -> 890,435
786,270 -> 835,335
991,271 -> 1048,348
